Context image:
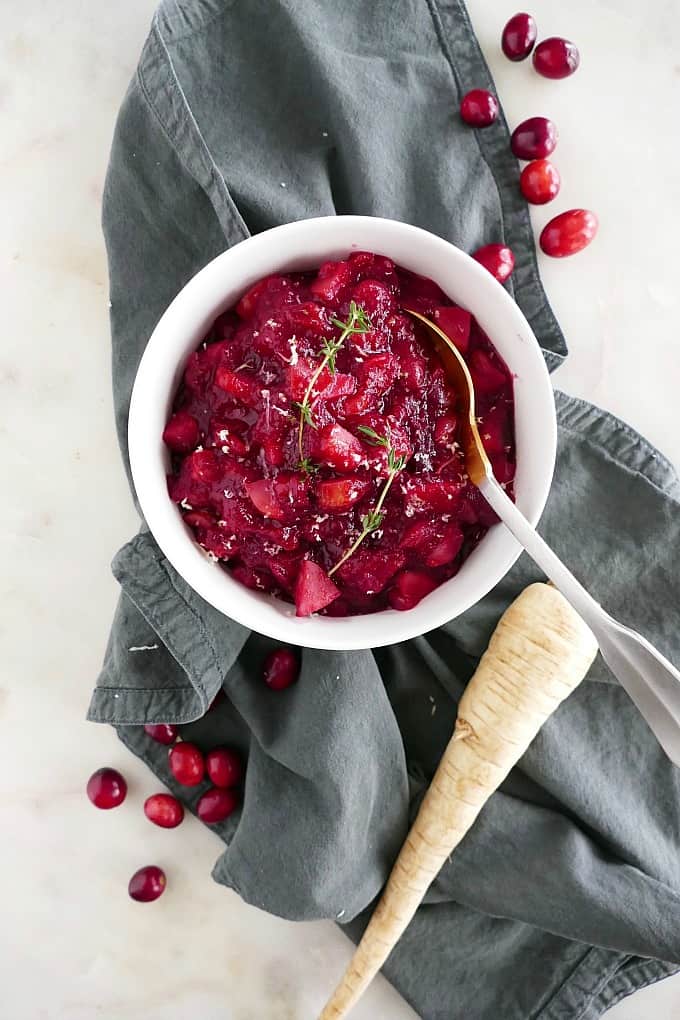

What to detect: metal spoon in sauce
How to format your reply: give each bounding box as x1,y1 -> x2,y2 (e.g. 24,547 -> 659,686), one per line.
406,307 -> 680,766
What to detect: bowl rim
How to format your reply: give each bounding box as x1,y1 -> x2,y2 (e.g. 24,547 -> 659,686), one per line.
128,215 -> 556,650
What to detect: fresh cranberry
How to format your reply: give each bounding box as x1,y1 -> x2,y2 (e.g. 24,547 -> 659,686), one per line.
144,793 -> 184,828
519,159 -> 560,204
128,865 -> 166,902
168,742 -> 205,786
510,117 -> 557,160
144,724 -> 178,746
502,12 -> 537,61
472,244 -> 515,283
162,411 -> 199,453
86,767 -> 127,809
206,748 -> 243,789
263,648 -> 300,690
460,89 -> 499,128
197,787 -> 240,824
540,209 -> 598,257
533,37 -> 580,79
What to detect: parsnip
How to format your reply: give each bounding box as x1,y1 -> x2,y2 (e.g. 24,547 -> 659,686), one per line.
319,583 -> 598,1020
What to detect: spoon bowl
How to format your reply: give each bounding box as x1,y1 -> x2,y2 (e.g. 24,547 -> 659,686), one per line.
405,307 -> 490,485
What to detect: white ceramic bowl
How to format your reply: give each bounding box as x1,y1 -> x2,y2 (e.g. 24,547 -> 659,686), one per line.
129,216 -> 556,650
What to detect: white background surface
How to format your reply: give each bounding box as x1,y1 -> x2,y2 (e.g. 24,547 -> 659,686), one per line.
2,1 -> 679,1017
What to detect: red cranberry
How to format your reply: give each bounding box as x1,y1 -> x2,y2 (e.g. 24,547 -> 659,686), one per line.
197,787 -> 240,824
206,748 -> 243,789
128,865 -> 166,902
168,742 -> 205,786
144,723 -> 178,746
533,37 -> 580,79
460,89 -> 499,128
511,117 -> 557,161
162,411 -> 199,453
502,12 -> 537,61
472,244 -> 515,283
144,793 -> 184,829
86,767 -> 127,809
263,648 -> 300,690
540,209 -> 598,257
389,571 -> 438,611
519,159 -> 560,204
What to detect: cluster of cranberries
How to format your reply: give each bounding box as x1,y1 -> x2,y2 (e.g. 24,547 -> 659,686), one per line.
86,648 -> 299,901
460,12 -> 597,269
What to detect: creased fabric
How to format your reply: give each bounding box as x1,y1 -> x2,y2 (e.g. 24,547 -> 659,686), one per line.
89,3 -> 680,1017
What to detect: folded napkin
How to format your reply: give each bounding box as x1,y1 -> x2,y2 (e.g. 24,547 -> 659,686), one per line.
89,2 -> 680,1016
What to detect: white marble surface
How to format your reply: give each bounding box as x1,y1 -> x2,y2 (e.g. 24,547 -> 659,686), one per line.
2,1 -> 680,1017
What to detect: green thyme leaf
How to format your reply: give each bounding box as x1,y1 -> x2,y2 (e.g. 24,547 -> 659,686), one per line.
297,302 -> 370,459
360,510 -> 385,533
387,449 -> 408,473
329,428 -> 408,576
294,401 -> 316,429
357,425 -> 389,448
331,301 -> 371,337
320,336 -> 344,375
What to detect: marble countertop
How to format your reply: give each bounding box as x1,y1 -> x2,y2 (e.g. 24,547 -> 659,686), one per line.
3,0 -> 679,1017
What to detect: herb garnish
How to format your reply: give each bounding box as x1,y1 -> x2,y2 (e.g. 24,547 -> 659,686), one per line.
296,301 -> 371,463
329,427 -> 408,576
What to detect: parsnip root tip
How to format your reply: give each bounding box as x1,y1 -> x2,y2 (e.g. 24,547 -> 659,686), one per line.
318,583 -> 597,1019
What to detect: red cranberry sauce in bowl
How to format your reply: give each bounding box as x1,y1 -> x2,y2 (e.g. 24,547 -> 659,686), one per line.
163,252 -> 515,617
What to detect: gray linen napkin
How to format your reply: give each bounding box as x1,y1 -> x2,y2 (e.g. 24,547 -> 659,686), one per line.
88,2 -> 680,1017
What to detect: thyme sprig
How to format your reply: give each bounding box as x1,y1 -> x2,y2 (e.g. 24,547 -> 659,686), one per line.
329,427 -> 408,576
296,301 -> 371,462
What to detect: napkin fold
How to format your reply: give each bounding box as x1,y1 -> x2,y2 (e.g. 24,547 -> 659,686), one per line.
89,1 -> 680,1016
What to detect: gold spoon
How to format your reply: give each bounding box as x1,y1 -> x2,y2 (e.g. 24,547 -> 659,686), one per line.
406,307 -> 680,766
405,308 -> 490,486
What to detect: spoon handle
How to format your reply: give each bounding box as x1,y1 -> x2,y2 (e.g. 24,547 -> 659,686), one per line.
480,474 -> 680,766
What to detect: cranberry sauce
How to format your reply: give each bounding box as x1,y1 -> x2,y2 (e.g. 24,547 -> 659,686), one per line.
163,252 -> 515,616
